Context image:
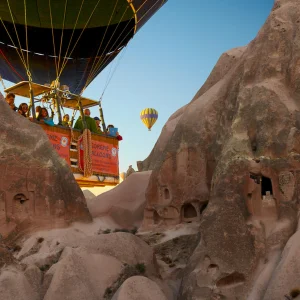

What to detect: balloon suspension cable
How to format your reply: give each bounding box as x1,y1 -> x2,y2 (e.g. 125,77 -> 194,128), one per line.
27,70 -> 36,120
84,0 -> 160,89
50,103 -> 55,118
99,97 -> 107,133
70,109 -> 77,127
77,88 -> 87,130
77,96 -> 87,130
0,75 -> 6,91
52,79 -> 63,125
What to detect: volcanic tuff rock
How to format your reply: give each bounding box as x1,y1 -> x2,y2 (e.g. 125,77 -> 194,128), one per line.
0,94 -> 91,240
112,276 -> 168,300
141,0 -> 300,298
83,189 -> 96,201
0,230 -> 164,300
88,171 -> 152,228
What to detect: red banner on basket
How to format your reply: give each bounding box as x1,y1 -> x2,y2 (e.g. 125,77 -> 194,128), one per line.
45,130 -> 70,164
78,138 -> 119,176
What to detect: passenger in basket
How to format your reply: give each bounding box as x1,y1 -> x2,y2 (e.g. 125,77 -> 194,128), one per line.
107,124 -> 123,141
18,103 -> 29,117
35,106 -> 41,118
37,107 -> 54,126
93,117 -> 103,133
62,114 -> 70,127
74,109 -> 98,133
5,93 -> 17,111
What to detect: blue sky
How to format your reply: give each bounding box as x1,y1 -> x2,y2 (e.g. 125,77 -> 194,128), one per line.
2,0 -> 274,173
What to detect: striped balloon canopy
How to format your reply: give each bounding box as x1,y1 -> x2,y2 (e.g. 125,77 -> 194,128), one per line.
140,108 -> 158,131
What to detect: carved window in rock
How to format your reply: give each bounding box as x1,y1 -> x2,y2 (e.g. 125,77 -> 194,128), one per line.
182,203 -> 197,219
164,188 -> 170,200
261,176 -> 273,196
14,193 -> 28,204
13,193 -> 30,216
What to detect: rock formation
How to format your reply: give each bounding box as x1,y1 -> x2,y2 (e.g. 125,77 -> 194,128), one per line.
0,96 -> 91,240
140,0 -> 300,298
125,165 -> 136,178
4,0 -> 300,299
112,276 -> 168,300
88,171 -> 152,228
0,228 -> 169,300
83,189 -> 96,201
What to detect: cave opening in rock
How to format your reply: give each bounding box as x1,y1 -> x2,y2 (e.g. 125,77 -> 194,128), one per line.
261,176 -> 273,196
164,188 -> 170,200
216,272 -> 245,288
200,202 -> 208,214
13,193 -> 27,204
153,211 -> 161,224
182,204 -> 197,219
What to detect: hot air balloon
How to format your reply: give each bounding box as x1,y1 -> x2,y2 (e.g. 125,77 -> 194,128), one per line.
0,0 -> 167,188
0,0 -> 167,93
140,108 -> 158,131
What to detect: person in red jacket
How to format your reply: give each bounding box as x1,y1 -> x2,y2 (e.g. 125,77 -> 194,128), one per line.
107,124 -> 123,141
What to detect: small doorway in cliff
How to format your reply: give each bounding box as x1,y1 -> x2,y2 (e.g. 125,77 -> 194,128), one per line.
182,203 -> 197,221
164,188 -> 170,200
261,176 -> 273,196
260,176 -> 277,222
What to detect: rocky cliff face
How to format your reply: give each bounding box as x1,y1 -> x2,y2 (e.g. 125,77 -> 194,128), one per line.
141,0 -> 300,298
0,95 -> 92,240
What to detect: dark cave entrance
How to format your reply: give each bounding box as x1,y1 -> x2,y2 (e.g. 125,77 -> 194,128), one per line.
261,176 -> 273,196
182,204 -> 197,219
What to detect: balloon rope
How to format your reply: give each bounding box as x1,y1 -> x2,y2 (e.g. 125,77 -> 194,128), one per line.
61,0 -> 162,96
83,18 -> 132,89
1,0 -> 28,73
85,0 -> 162,90
49,0 -> 59,77
59,0 -> 85,76
0,18 -> 32,81
83,0 -> 163,89
57,0 -> 68,76
138,0 -> 164,26
84,0 -> 128,88
23,0 -> 30,74
0,75 -> 6,90
101,45 -> 128,99
58,0 -> 102,78
84,6 -> 134,88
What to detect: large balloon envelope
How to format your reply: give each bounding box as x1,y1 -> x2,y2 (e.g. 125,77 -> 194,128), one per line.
0,0 -> 167,93
140,108 -> 158,131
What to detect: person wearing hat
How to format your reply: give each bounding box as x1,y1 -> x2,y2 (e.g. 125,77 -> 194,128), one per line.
94,116 -> 103,133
